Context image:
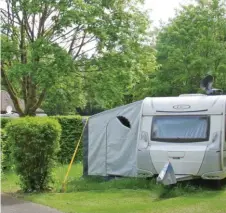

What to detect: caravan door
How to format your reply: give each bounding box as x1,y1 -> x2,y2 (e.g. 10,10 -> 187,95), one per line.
149,115 -> 213,175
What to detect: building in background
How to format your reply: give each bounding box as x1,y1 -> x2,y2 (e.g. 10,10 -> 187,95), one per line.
1,90 -> 47,117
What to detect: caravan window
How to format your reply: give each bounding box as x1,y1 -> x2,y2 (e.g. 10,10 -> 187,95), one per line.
151,115 -> 210,142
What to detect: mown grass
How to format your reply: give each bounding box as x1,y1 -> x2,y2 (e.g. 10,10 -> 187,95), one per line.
2,163 -> 226,213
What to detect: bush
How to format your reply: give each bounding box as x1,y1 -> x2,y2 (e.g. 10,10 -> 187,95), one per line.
0,126 -> 13,171
1,118 -> 12,128
0,127 -> 13,171
51,116 -> 84,164
0,128 -> 6,174
2,116 -> 85,166
5,117 -> 61,192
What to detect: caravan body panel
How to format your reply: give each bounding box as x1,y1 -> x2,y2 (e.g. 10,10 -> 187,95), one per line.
149,144 -> 207,175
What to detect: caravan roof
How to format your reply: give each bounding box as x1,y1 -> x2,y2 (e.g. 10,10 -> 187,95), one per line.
142,95 -> 226,116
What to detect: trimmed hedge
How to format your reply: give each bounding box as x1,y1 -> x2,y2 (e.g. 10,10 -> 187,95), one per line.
0,129 -> 6,174
2,115 -> 85,165
0,127 -> 12,171
1,118 -> 12,129
52,116 -> 84,164
6,117 -> 61,192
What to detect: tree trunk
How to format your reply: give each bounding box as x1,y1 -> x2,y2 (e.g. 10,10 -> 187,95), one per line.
1,64 -> 24,116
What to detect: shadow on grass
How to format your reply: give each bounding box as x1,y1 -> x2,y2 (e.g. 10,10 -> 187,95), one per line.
155,178 -> 226,201
63,176 -> 159,192
63,175 -> 226,200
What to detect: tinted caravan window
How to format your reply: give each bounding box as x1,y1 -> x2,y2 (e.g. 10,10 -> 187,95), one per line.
151,115 -> 210,142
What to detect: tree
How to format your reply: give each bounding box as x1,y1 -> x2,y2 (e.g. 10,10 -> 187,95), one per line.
1,0 -> 157,116
80,43 -> 158,110
153,0 -> 226,96
42,73 -> 85,115
1,0 -> 79,116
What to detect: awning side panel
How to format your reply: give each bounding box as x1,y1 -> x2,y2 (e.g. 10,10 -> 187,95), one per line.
88,101 -> 142,176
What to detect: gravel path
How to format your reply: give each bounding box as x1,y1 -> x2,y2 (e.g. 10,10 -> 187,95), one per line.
1,193 -> 63,213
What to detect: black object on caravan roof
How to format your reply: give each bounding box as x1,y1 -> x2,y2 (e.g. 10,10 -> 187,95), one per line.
200,75 -> 223,95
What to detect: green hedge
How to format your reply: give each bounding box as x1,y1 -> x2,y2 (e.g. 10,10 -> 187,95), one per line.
52,116 -> 84,164
2,115 -> 85,165
0,127 -> 12,171
6,117 -> 61,192
0,129 -> 5,174
1,118 -> 12,128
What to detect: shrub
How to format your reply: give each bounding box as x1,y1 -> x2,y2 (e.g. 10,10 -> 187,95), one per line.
0,128 -> 6,174
5,117 -> 61,192
51,116 -> 84,164
0,128 -> 13,171
1,118 -> 12,128
1,118 -> 14,171
0,126 -> 13,171
2,116 -> 85,166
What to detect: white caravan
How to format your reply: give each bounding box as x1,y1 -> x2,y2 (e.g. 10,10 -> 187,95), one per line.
83,94 -> 226,182
138,94 -> 226,182
83,75 -> 226,184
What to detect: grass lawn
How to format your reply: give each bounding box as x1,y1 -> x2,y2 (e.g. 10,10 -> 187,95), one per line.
2,163 -> 226,213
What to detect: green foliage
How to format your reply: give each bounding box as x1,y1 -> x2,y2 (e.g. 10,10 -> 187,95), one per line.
1,118 -> 12,129
1,116 -> 84,166
51,116 -> 84,164
1,0 -> 158,116
0,129 -> 6,174
82,44 -> 158,109
0,128 -> 6,143
1,119 -> 12,171
42,74 -> 86,115
0,126 -> 13,171
153,0 -> 226,96
5,117 -> 61,192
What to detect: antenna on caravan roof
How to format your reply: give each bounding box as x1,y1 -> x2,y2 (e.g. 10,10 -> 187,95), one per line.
200,75 -> 223,95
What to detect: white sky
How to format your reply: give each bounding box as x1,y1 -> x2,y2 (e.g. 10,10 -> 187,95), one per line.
144,0 -> 196,27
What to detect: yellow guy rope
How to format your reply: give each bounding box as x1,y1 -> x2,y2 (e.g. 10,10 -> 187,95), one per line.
61,118 -> 89,192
